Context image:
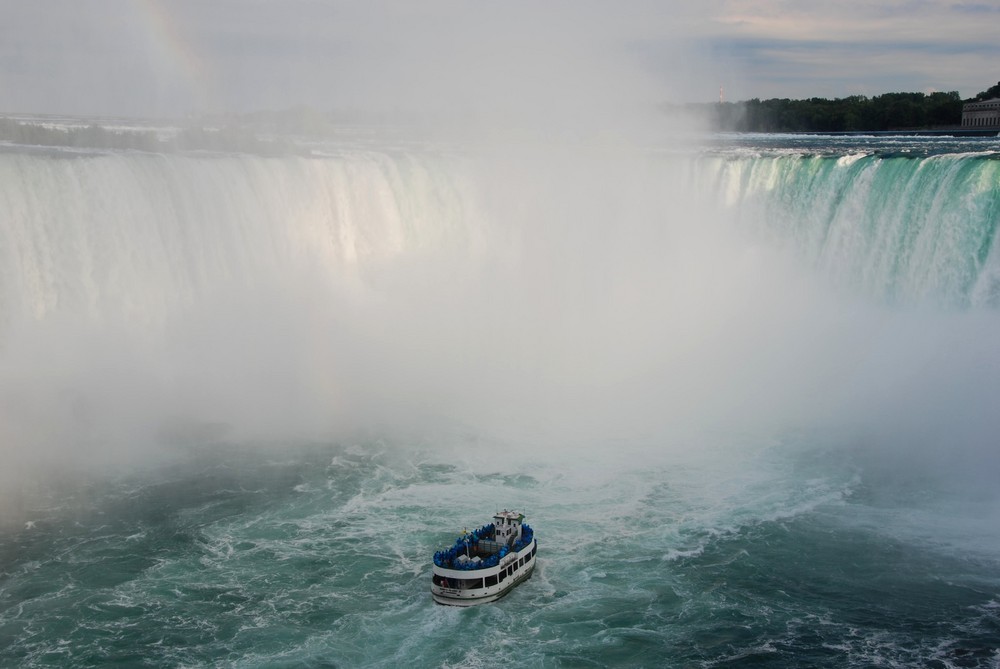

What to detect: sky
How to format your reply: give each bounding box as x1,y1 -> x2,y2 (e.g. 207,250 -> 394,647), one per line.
0,0 -> 998,118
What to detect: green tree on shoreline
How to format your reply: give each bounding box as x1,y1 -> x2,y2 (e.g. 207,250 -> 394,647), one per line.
697,81 -> 999,132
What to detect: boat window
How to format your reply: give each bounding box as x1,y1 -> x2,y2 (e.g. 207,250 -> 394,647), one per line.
499,570 -> 506,582
485,575 -> 498,587
519,557 -> 524,568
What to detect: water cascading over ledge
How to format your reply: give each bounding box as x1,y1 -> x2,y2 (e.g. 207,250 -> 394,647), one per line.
3,146 -> 998,332
696,151 -> 1000,307
0,149 -> 485,328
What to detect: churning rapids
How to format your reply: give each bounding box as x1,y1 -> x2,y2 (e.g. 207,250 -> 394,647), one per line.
1,131 -> 999,667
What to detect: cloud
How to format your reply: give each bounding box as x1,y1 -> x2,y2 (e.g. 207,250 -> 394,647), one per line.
703,0 -> 1000,98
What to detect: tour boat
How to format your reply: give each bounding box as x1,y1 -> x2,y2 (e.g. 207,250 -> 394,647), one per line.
431,510 -> 537,606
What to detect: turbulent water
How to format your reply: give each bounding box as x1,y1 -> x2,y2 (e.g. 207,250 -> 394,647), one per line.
1,132 -> 999,667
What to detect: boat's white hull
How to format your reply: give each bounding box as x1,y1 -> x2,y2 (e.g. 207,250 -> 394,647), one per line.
431,538 -> 537,607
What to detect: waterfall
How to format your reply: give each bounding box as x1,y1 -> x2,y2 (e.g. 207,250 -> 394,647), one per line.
699,151 -> 1000,307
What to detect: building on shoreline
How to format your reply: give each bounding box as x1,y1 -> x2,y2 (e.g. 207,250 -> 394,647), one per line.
962,86 -> 1000,129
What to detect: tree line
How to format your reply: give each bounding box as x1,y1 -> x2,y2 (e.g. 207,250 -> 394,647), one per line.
697,82 -> 1000,133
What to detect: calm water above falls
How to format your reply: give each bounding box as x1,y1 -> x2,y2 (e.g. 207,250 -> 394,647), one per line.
1,134 -> 999,667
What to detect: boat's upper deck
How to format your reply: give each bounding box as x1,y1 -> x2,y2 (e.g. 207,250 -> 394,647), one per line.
433,512 -> 534,572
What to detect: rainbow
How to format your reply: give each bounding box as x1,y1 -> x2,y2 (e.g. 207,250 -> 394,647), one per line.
136,0 -> 215,113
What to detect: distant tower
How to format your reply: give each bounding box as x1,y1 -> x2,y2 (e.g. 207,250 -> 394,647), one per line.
719,85 -> 724,104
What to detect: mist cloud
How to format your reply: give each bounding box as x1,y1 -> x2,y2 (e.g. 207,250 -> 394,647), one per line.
2,0 -> 998,118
